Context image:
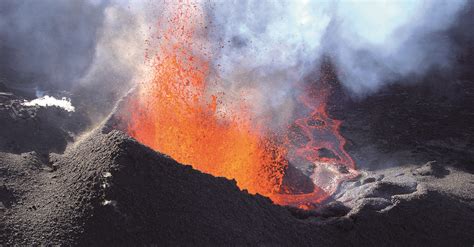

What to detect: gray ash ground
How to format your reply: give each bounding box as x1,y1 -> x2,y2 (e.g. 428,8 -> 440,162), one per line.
329,79 -> 474,174
1,77 -> 474,246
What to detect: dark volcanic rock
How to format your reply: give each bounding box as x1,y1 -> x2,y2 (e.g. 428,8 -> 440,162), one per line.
413,161 -> 450,178
280,163 -> 315,194
75,130 -> 303,246
0,95 -> 89,154
2,114 -> 474,245
1,125 -> 311,246
0,82 -> 7,91
329,78 -> 474,173
317,148 -> 337,159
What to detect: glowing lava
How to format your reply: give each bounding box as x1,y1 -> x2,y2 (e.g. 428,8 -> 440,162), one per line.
126,2 -> 356,209
273,63 -> 357,208
127,2 -> 287,196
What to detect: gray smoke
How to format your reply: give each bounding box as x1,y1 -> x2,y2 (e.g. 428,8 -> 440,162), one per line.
325,0 -> 468,96
206,0 -> 468,100
0,0 -> 155,121
0,0 -> 106,90
0,0 -> 469,125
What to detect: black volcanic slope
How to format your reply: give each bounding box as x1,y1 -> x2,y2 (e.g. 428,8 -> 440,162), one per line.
1,110 -> 473,246
1,124 -> 313,246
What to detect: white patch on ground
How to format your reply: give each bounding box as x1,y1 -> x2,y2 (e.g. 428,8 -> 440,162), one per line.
102,200 -> 117,207
102,172 -> 112,178
23,95 -> 75,112
311,162 -> 359,194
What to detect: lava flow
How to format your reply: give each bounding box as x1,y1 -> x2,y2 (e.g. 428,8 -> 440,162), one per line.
126,2 -> 356,209
271,64 -> 358,209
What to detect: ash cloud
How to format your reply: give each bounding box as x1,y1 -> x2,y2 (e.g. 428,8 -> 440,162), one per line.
0,0 -> 154,121
206,0 -> 469,101
0,0 -> 469,126
0,0 -> 107,91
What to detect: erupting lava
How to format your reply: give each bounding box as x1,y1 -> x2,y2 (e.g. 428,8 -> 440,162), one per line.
127,3 -> 286,196
126,2 -> 356,209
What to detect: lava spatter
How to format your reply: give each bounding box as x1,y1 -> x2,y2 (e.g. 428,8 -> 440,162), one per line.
126,1 -> 356,209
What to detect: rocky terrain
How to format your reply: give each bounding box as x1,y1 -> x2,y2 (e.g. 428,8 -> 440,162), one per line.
331,79 -> 474,174
1,87 -> 473,246
0,88 -> 89,155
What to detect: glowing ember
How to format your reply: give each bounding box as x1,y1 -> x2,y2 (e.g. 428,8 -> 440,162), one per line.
126,2 -> 356,209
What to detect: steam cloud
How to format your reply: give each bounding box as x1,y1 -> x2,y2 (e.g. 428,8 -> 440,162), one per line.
23,95 -> 75,112
0,0 -> 469,124
207,0 -> 468,98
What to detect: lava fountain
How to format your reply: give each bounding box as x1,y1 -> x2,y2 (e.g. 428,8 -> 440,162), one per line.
126,2 -> 356,209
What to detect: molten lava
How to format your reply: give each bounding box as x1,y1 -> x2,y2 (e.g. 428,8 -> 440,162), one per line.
126,2 -> 356,209
127,3 -> 287,196
272,64 -> 357,208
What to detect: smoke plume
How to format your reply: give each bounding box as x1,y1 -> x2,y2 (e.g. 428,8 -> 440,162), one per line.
0,0 -> 106,91
0,0 -> 154,121
206,0 -> 468,99
0,0 -> 469,125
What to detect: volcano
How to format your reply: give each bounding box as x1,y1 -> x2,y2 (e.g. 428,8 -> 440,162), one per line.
1,90 -> 474,245
1,0 -> 474,246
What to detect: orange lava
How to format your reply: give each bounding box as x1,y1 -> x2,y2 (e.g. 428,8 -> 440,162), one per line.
127,2 -> 287,196
272,64 -> 357,208
292,64 -> 355,170
126,2 -> 356,209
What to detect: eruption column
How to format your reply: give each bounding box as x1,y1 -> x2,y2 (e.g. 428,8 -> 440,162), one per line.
126,1 -> 357,209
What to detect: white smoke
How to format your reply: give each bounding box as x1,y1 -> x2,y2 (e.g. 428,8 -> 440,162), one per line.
23,95 -> 75,112
1,0 -> 468,125
73,0 -> 157,122
327,0 -> 467,95
207,0 -> 467,99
